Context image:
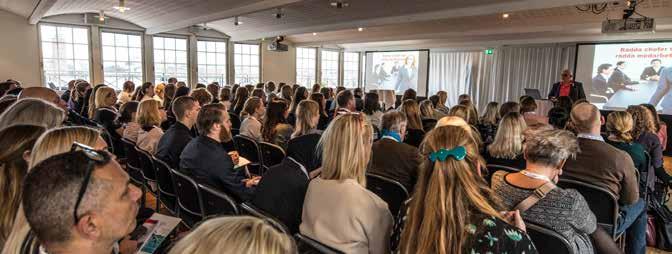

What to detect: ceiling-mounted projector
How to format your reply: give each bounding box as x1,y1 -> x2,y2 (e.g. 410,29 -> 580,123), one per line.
268,36 -> 288,52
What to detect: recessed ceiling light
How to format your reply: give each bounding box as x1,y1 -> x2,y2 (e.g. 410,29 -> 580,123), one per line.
502,13 -> 510,18
357,27 -> 364,32
98,10 -> 105,21
312,32 -> 317,36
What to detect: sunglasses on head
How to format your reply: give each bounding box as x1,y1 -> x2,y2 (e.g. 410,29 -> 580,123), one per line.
70,142 -> 106,224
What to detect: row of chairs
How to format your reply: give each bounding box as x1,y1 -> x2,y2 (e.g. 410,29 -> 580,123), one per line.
232,134 -> 286,175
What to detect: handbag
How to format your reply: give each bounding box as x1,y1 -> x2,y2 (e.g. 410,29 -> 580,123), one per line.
651,200 -> 672,251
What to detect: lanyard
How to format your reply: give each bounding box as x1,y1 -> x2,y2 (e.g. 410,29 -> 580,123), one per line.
520,170 -> 552,183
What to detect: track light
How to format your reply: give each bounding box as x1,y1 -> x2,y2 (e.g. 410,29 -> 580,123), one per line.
98,10 -> 105,21
113,0 -> 130,13
234,16 -> 243,26
273,8 -> 285,19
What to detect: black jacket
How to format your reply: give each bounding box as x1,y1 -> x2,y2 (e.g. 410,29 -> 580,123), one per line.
286,133 -> 322,172
641,66 -> 664,80
156,121 -> 194,169
252,157 -> 309,234
548,81 -> 586,101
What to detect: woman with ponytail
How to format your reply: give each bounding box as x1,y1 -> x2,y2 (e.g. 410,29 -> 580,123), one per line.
395,125 -> 536,254
606,111 -> 648,182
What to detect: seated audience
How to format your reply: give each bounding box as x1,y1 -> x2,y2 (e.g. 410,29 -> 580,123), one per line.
628,105 -> 672,185
640,103 -> 667,151
266,81 -> 277,95
484,112 -> 527,169
156,96 -> 200,169
239,97 -> 265,141
564,103 -> 645,254
400,89 -> 417,107
120,101 -> 140,142
520,96 -> 548,125
309,93 -> 329,130
19,86 -> 95,126
0,98 -> 65,130
137,99 -> 166,154
180,103 -> 258,201
252,88 -> 266,104
117,81 -> 135,105
262,100 -> 293,149
458,93 -> 471,104
0,95 -> 17,115
301,114 -> 392,254
68,81 -> 90,113
499,101 -> 520,117
459,100 -> 480,126
606,111 -> 648,186
362,92 -> 384,129
92,86 -> 122,150
320,87 -> 333,111
334,89 -> 356,115
288,86 -> 309,125
449,104 -> 474,125
154,83 -> 165,105
82,84 -> 104,118
396,125 -> 536,254
191,88 -> 213,106
162,83 -> 176,110
399,100 -> 425,147
22,150 -> 141,254
219,87 -> 232,110
0,125 -> 45,249
168,216 -> 294,254
207,83 -> 220,103
279,85 -> 293,102
492,129 -> 621,254
133,82 -> 155,102
434,91 -> 450,116
231,87 -> 249,116
547,107 -> 570,129
369,111 -> 421,191
60,80 -> 75,104
477,101 -> 499,143
291,100 -> 321,139
353,88 -> 364,111
419,100 -> 436,120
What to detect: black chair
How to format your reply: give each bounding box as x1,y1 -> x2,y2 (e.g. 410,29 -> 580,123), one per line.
422,118 -> 437,132
198,184 -> 239,217
365,173 -> 409,217
171,168 -> 204,228
233,135 -> 261,175
231,128 -> 240,137
557,178 -> 623,240
239,202 -> 289,234
121,139 -> 143,183
153,157 -> 178,214
526,222 -> 574,254
135,147 -> 159,210
403,128 -> 425,147
486,164 -> 521,174
229,112 -> 241,130
258,141 -> 286,174
294,233 -> 344,254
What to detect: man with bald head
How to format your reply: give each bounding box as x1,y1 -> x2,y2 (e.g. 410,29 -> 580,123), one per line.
564,102 -> 645,254
19,87 -> 93,126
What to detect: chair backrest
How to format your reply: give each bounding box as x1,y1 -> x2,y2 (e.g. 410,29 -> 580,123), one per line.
557,178 -> 619,237
403,129 -> 425,147
239,202 -> 289,235
259,141 -> 286,170
422,118 -> 437,132
153,157 -> 177,213
135,146 -> 156,181
122,138 -> 140,169
294,233 -> 344,254
526,222 -> 575,254
233,135 -> 260,163
229,112 -> 241,129
198,184 -> 239,217
170,168 -> 203,224
365,173 -> 409,217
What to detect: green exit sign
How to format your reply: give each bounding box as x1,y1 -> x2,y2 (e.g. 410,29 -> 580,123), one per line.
485,48 -> 494,55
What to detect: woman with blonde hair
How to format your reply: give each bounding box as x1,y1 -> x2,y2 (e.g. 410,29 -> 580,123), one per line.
169,216 -> 295,254
419,100 -> 436,120
396,125 -> 535,254
301,114 -> 392,254
478,102 -> 499,143
239,97 -> 265,141
0,98 -> 65,130
137,99 -> 166,154
606,111 -> 648,180
2,126 -> 105,254
627,105 -> 672,185
434,91 -> 450,115
291,100 -> 320,139
484,112 -> 527,169
0,125 -> 45,249
399,99 -> 424,147
154,83 -> 166,105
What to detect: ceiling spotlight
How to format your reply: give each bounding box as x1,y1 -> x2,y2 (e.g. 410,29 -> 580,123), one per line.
113,0 -> 130,13
357,27 -> 364,32
502,13 -> 510,18
330,1 -> 350,8
98,10 -> 106,21
312,32 -> 317,36
273,8 -> 285,19
234,16 -> 243,26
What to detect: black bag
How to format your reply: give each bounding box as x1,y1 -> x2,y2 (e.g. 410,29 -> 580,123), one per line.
651,200 -> 672,251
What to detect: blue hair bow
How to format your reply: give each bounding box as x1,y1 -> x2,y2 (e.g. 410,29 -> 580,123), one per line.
429,146 -> 467,162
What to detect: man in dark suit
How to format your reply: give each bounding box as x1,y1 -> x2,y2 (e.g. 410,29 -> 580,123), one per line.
369,111 -> 422,191
591,64 -> 613,98
641,59 -> 664,81
548,69 -> 586,102
156,96 -> 200,169
608,61 -> 638,93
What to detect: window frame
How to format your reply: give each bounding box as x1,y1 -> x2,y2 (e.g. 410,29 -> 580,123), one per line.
296,47 -> 317,86
152,34 -> 189,85
99,29 -> 145,90
196,37 -> 228,85
342,51 -> 361,88
233,42 -> 261,85
320,49 -> 340,87
37,22 -> 93,89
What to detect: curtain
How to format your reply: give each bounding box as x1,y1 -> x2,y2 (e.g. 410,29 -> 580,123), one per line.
428,44 -> 576,111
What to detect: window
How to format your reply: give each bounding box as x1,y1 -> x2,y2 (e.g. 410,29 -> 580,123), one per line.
234,43 -> 260,84
321,50 -> 339,87
154,36 -> 188,84
101,32 -> 143,90
343,52 -> 360,88
197,40 -> 227,85
39,24 -> 90,88
296,48 -> 317,86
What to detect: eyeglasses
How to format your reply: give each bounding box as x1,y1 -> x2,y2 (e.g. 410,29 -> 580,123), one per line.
70,142 -> 106,224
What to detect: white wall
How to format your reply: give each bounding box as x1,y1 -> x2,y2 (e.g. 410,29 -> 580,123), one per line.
0,10 -> 41,87
261,40 -> 296,84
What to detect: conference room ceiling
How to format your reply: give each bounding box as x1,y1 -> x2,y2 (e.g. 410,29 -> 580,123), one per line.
2,0 -> 672,49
